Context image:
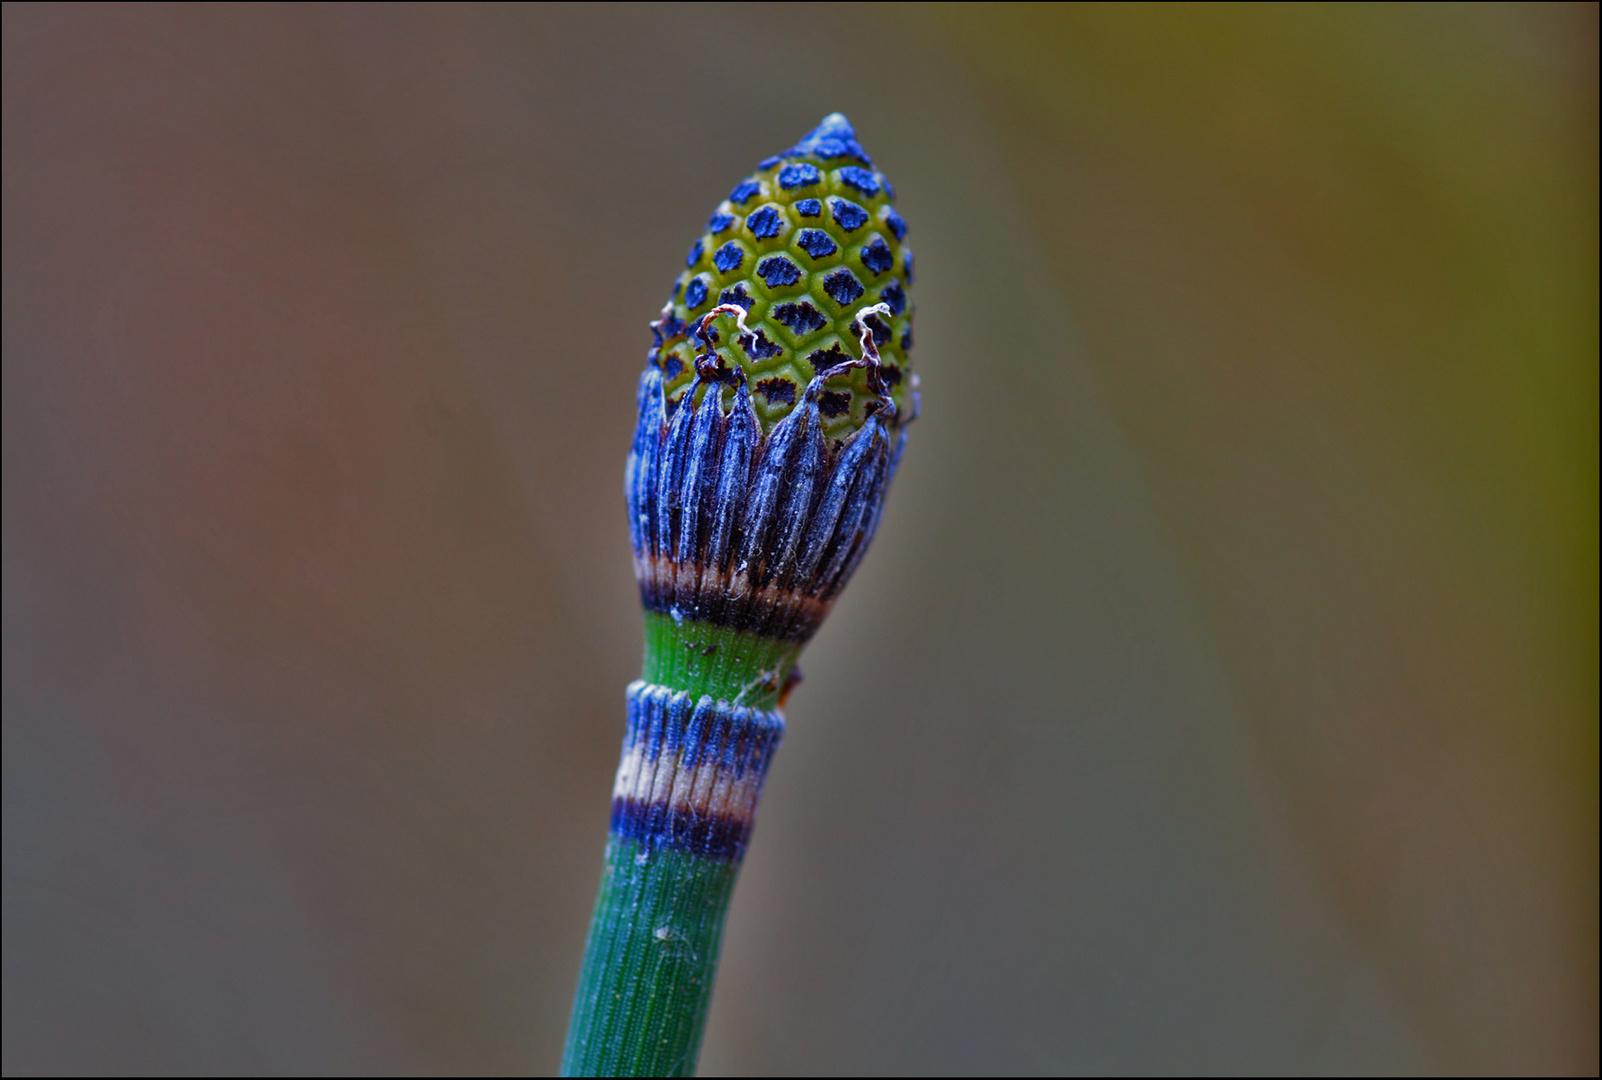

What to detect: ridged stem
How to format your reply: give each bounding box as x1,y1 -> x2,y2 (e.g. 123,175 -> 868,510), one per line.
563,838 -> 738,1076
561,615 -> 797,1076
639,611 -> 801,709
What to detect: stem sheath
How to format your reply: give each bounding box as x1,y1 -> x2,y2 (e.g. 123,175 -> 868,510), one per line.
561,616 -> 798,1076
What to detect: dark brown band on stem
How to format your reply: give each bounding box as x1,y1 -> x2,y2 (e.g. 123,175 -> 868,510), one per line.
634,555 -> 835,642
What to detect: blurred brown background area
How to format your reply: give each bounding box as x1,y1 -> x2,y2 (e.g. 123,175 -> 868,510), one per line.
2,2 -> 1594,1074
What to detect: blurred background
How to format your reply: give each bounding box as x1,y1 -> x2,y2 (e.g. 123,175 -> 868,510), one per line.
3,3 -> 1595,1074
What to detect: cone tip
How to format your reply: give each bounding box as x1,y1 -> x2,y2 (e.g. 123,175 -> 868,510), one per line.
787,113 -> 871,166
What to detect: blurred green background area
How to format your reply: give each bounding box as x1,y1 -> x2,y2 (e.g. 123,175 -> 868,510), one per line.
2,3 -> 1594,1074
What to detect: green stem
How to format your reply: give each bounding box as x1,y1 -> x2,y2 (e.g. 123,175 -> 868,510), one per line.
561,614 -> 800,1076
563,838 -> 738,1077
639,611 -> 800,709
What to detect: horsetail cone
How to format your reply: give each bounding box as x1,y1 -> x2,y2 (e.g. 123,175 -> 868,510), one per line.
562,115 -> 916,1077
653,112 -> 917,439
634,110 -> 918,646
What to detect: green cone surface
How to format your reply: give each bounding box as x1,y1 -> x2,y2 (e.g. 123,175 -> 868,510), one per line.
651,113 -> 915,440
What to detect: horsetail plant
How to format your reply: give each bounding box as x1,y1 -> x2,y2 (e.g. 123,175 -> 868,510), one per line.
560,114 -> 918,1077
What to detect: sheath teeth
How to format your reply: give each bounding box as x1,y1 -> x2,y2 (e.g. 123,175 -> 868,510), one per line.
627,363 -> 899,644
609,682 -> 784,862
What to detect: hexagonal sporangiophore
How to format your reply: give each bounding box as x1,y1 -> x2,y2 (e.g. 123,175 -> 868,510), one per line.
649,114 -> 915,440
